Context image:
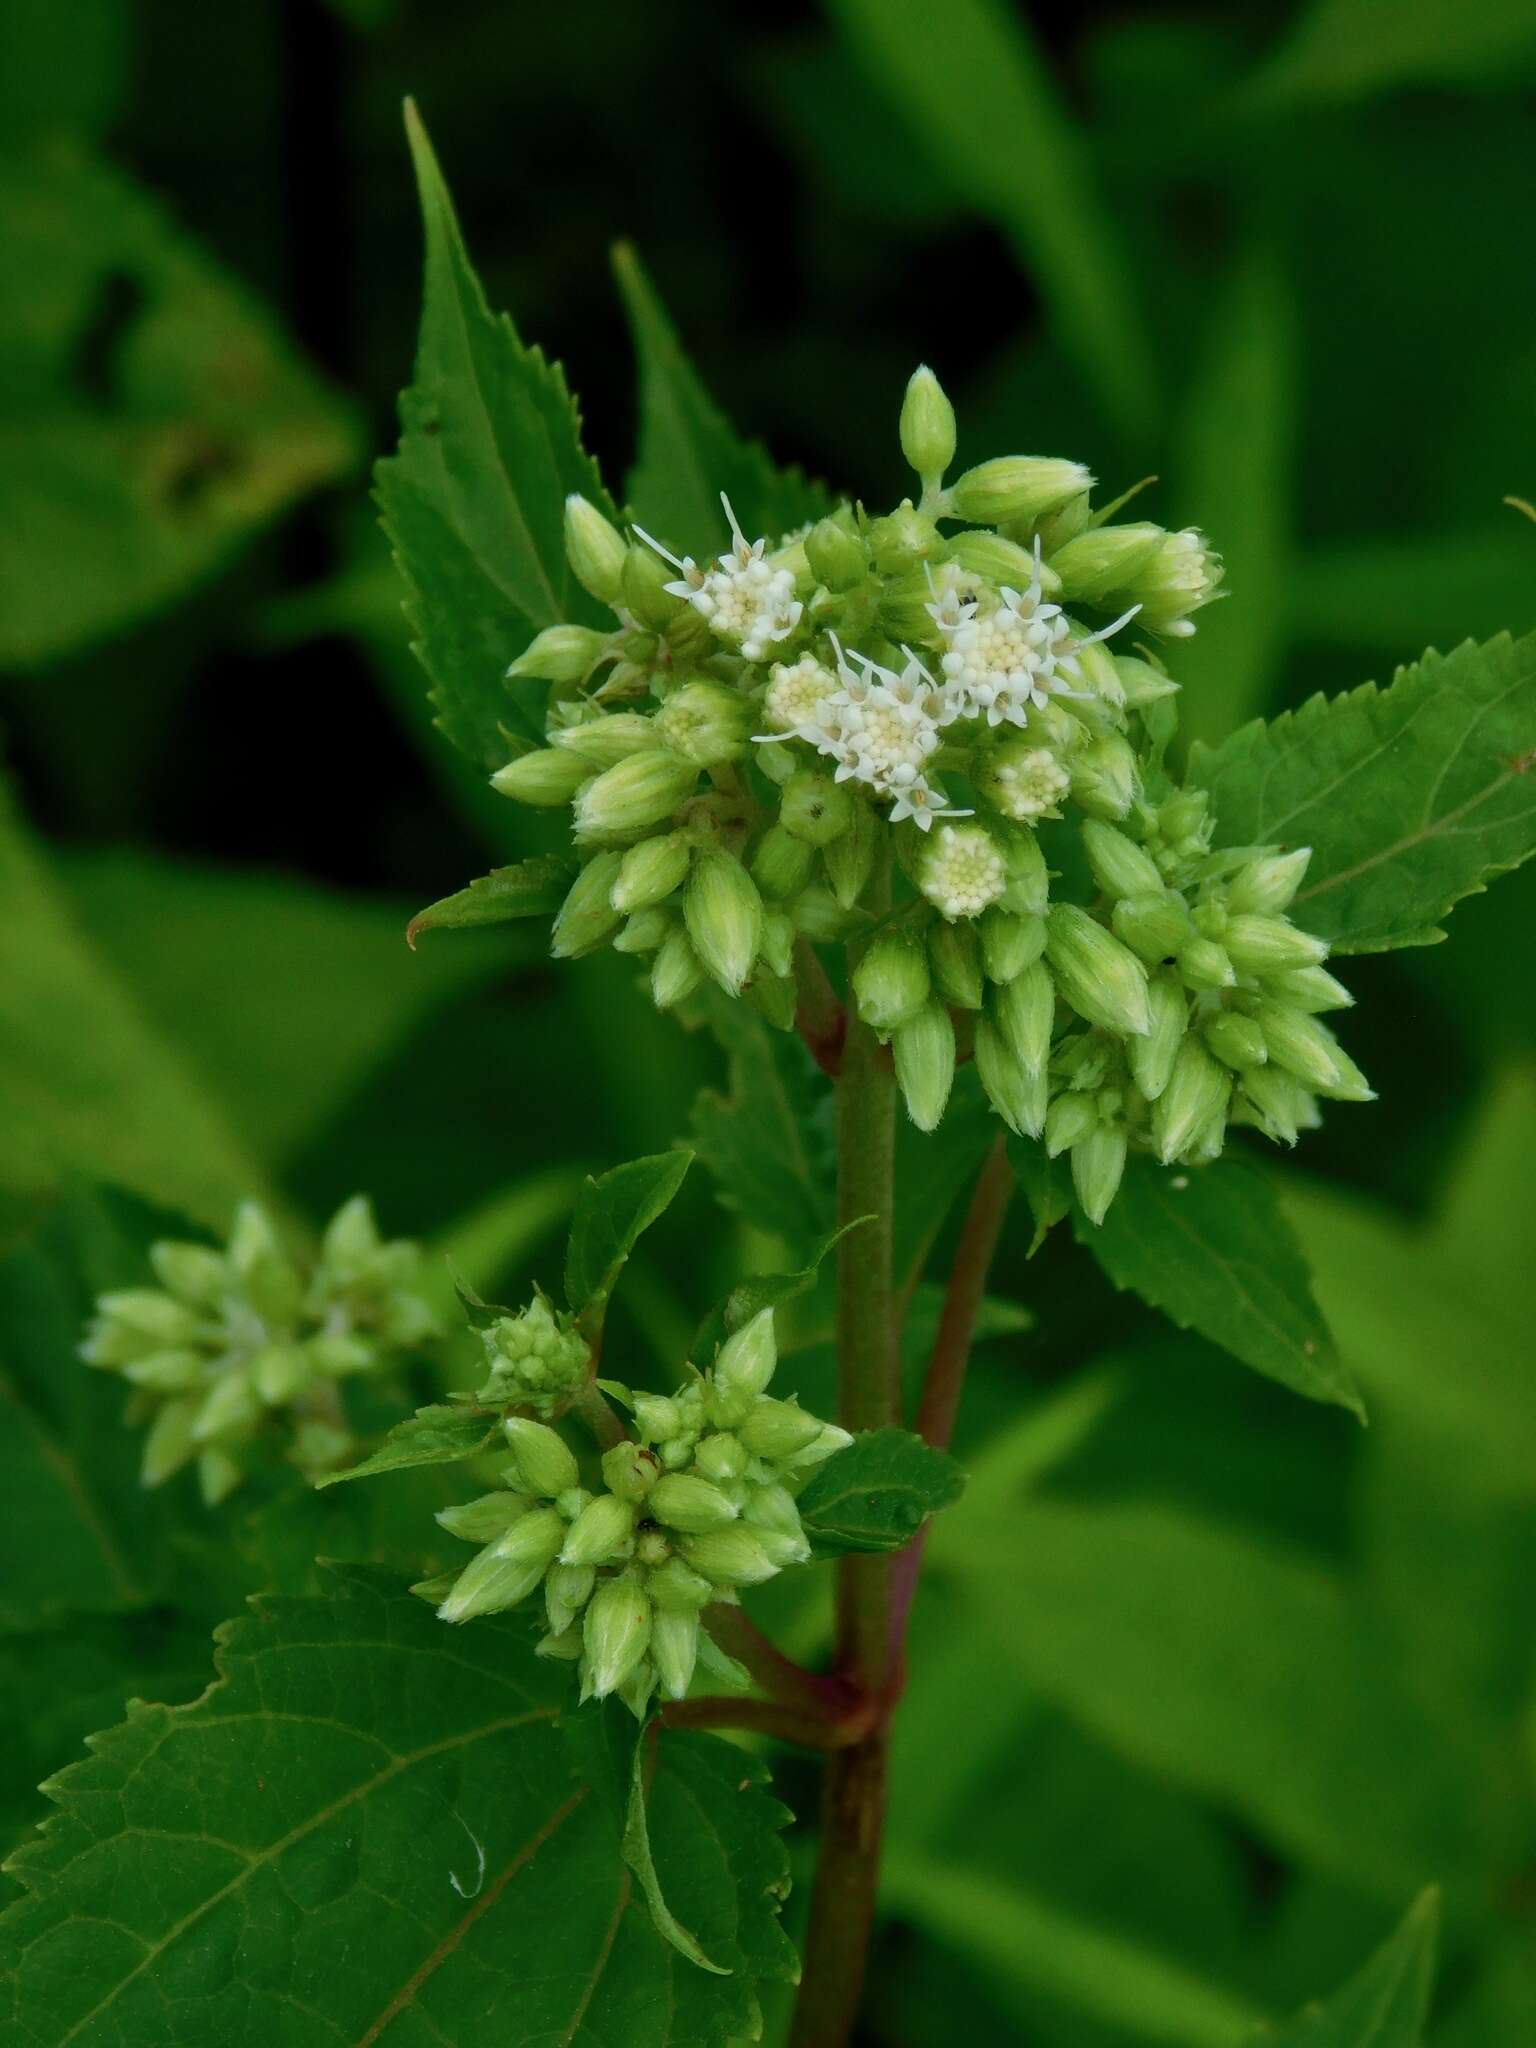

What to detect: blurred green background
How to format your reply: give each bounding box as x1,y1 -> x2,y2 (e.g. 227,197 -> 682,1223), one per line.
2,1 -> 1534,2041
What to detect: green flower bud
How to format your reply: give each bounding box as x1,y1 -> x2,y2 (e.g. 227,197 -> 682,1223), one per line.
647,1557 -> 715,1612
1044,1091 -> 1098,1158
780,767 -> 855,847
251,1344 -> 310,1406
617,1659 -> 657,1722
505,624 -> 609,684
1223,914 -> 1330,976
1082,820 -> 1164,902
1128,977 -> 1187,1101
853,930 -> 931,1035
980,908 -> 1047,984
749,975 -> 797,1031
741,1481 -> 805,1539
502,1417 -> 579,1498
1153,1039 -> 1231,1164
946,529 -> 1062,594
92,1288 -> 205,1350
652,1608 -> 701,1701
1178,936 -> 1236,991
758,914 -> 794,984
788,1419 -> 854,1469
489,748 -> 590,806
612,832 -> 691,915
1134,528 -> 1224,637
899,363 -> 957,485
694,1431 -> 748,1484
1113,655 -> 1180,708
148,1241 -> 228,1308
805,514 -> 868,591
685,850 -> 764,995
1251,1001 -> 1346,1092
492,1501 -> 568,1568
1029,490 -> 1092,550
893,1000 -> 956,1132
1072,1125 -> 1127,1227
979,739 -> 1072,824
141,1397 -> 198,1486
654,679 -> 754,766
192,1371 -> 258,1443
633,1392 -> 684,1444
198,1447 -> 244,1507
549,712 -> 659,769
1205,1011 -> 1269,1071
991,960 -> 1055,1073
651,926 -> 705,1009
612,906 -> 673,956
1045,905 -> 1152,1037
928,920 -> 985,1010
120,1348 -> 205,1393
600,1441 -> 660,1503
438,1530 -> 554,1625
582,1574 -> 653,1699
573,749 -> 698,844
621,543 -> 687,630
866,502 -> 941,574
1071,734 -> 1141,821
650,1472 -> 739,1533
560,1492 -> 637,1566
1265,964 -> 1354,1013
736,1398 -> 823,1461
564,493 -> 628,605
551,852 -> 625,958
1239,1065 -> 1314,1146
973,1013 -> 1047,1137
1112,890 -> 1190,963
823,796 -> 879,910
950,455 -> 1094,526
791,883 -> 860,942
752,824 -> 817,901
682,1526 -> 781,1587
1046,522 -> 1165,604
1227,846 -> 1311,917
536,1626 -> 585,1662
1000,831 -> 1050,918
436,1493 -> 532,1545
715,1307 -> 778,1409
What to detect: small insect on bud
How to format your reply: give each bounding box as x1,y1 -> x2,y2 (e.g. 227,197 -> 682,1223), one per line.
651,1608 -> 701,1701
1222,914 -> 1330,976
582,1574 -> 653,1699
780,766 -> 855,848
502,1417 -> 580,1499
751,823 -> 817,902
928,920 -> 985,1010
649,1473 -> 739,1534
505,624 -> 610,685
551,852 -> 625,959
949,455 -> 1095,526
1112,890 -> 1190,963
900,363 -> 957,487
489,748 -> 590,807
1226,846 -> 1312,917
823,796 -> 879,910
1045,522 -> 1166,605
714,1306 -> 778,1409
1178,936 -> 1236,991
650,925 -> 705,1010
560,1492 -> 637,1567
1071,735 -> 1141,822
621,543 -> 688,630
684,850 -> 764,995
804,514 -> 868,592
1082,820 -> 1164,903
1153,1038 -> 1232,1164
893,1000 -> 956,1132
991,960 -> 1055,1074
682,1527 -> 781,1588
654,679 -> 754,766
564,493 -> 628,605
1045,904 -> 1152,1038
573,749 -> 699,844
1128,977 -> 1188,1101
610,832 -> 691,916
600,1441 -> 660,1503
853,930 -> 931,1036
436,1493 -> 532,1546
549,713 -> 659,769
1072,1124 -> 1128,1227
980,908 -> 1047,984
1205,1010 -> 1269,1072
973,1014 -> 1047,1138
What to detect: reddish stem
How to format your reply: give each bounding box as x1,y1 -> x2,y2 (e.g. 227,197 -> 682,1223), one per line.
659,1695 -> 837,1749
794,937 -> 847,1078
705,1603 -> 848,1718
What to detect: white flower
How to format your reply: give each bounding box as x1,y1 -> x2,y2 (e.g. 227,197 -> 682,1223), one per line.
1139,528 -> 1223,637
638,495 -> 803,661
986,741 -> 1071,821
917,823 -> 1009,918
760,654 -> 839,735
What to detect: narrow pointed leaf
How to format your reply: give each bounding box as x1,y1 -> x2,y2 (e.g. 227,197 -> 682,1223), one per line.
564,1151 -> 693,1324
407,854 -> 574,946
316,1403 -> 501,1486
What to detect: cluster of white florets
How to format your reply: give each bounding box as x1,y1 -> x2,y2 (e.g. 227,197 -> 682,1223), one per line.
916,823 -> 1010,918
985,739 -> 1072,821
930,548 -> 1138,729
641,501 -> 804,662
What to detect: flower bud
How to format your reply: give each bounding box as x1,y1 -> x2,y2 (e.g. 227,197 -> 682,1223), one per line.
652,1608 -> 701,1701
613,907 -> 671,957
1239,1065 -> 1313,1145
502,1417 -> 579,1498
715,1307 -> 778,1407
751,824 -> 816,902
1045,1091 -> 1098,1158
853,930 -> 930,1035
694,1431 -> 748,1484
1113,655 -> 1179,707
950,455 -> 1094,526
573,748 -> 698,843
1046,522 -> 1165,604
582,1574 -> 653,1698
1045,905 -> 1152,1037
650,926 -> 704,1009
496,1509 -> 570,1570
489,748 -> 589,807
1266,964 -> 1354,1013
120,1349 -> 205,1393
1112,890 -> 1190,962
92,1289 -> 204,1350
612,832 -> 690,914
735,1398 -> 823,1461
1205,1010 -> 1269,1071
564,494 -> 628,604
780,767 -> 855,847
1128,977 -> 1187,1100
741,1481 -> 805,1538
785,1420 -> 854,1469
893,1000 -> 956,1132
1227,846 -> 1311,917
1153,1039 -> 1231,1163
1072,1125 -> 1127,1227
1135,528 -> 1224,636
549,712 -> 658,768
648,1557 -> 715,1611
823,796 -> 879,910
1071,735 -> 1141,821
760,912 -> 796,981
791,883 -> 859,943
1082,820 -> 1164,902
991,960 -> 1055,1073
1251,1001 -> 1347,1091
1178,936 -> 1235,991
980,908 -> 1046,983
650,1472 -> 739,1533
980,740 -> 1071,823
900,363 -> 956,485
804,514 -> 868,591
973,1014 -> 1047,1138
1222,914 -> 1329,976
999,831 -> 1050,918
192,1371 -> 258,1443
438,1537 -> 552,1624
551,852 -> 624,958
866,503 -> 941,574
251,1344 -> 310,1405
918,822 -> 1009,921
685,850 -> 764,994
600,1441 -> 660,1502
560,1491 -> 637,1566
436,1493 -> 532,1545
682,1527 -> 780,1587
946,529 -> 1062,594
141,1398 -> 198,1486
621,543 -> 687,630
505,624 -> 608,684
655,679 -> 754,766
927,921 -> 985,1009
544,1560 -> 596,1636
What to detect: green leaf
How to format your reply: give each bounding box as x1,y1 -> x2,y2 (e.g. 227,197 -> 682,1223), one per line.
622,1727 -> 728,1975
1005,1134 -> 1071,1255
0,1565 -> 796,2046
613,242 -> 832,558
406,854 -> 575,946
1252,1889 -> 1439,2046
825,0 -> 1156,441
1190,631 -> 1536,954
316,1403 -> 502,1487
376,103 -> 618,770
564,1151 -> 693,1323
0,144 -> 357,667
1075,1155 -> 1360,1418
1255,0 -> 1536,102
693,1219 -> 866,1360
692,1000 -> 835,1250
797,1427 -> 965,1557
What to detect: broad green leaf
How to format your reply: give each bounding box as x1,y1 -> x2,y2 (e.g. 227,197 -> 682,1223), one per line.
1171,248 -> 1297,752
376,104 -> 618,770
316,1403 -> 501,1487
1256,0 -> 1536,102
1190,631 -> 1536,953
0,1565 -> 796,2046
1075,1155 -> 1360,1417
0,783 -> 271,1227
564,1151 -> 693,1323
613,243 -> 832,558
0,145 -> 357,667
1252,1889 -> 1438,2046
825,0 -> 1156,442
796,1427 -> 965,1557
692,1001 -> 835,1251
406,854 -> 575,946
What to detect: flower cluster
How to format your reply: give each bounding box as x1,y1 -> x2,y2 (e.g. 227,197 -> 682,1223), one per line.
81,1198 -> 438,1502
429,1306 -> 848,1717
483,365 -> 1372,1218
472,1290 -> 589,1416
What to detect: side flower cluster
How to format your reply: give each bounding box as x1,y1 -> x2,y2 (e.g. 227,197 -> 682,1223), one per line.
81,1198 -> 438,1502
472,1290 -> 589,1416
430,1306 -> 848,1717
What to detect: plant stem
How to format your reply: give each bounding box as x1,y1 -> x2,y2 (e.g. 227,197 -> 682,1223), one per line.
659,1695 -> 836,1749
705,1604 -> 847,1719
794,937 -> 846,1078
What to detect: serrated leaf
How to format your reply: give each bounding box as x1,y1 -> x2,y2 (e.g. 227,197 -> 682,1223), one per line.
376,104 -> 618,770
797,1427 -> 965,1557
0,1565 -> 796,2046
613,242 -> 832,558
1190,631 -> 1536,954
564,1151 -> 693,1325
1251,1889 -> 1438,2045
405,854 -> 574,945
317,1403 -> 501,1486
1075,1155 -> 1360,1417
692,1000 -> 835,1251
693,1219 -> 867,1361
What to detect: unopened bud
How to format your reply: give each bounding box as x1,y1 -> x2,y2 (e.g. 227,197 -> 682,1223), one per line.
1114,655 -> 1180,707
1112,890 -> 1190,963
583,1574 -> 652,1698
621,544 -> 686,630
751,824 -> 816,902
980,907 -> 1047,983
1135,528 -> 1224,637
823,796 -> 878,909
1178,936 -> 1235,991
992,960 -> 1055,1073
600,1441 -> 660,1503
490,747 -> 589,807
1082,820 -> 1163,901
805,514 -> 868,591
737,1398 -> 826,1461
947,529 -> 1062,594
573,748 -> 698,843
436,1493 -> 532,1545
560,1492 -> 637,1566
650,1472 -> 739,1533
695,1431 -> 748,1484
147,1241 -> 227,1307
780,767 -> 855,847
1128,976 -> 1187,1100
1266,964 -> 1354,1013
1072,1125 -> 1127,1227
647,1557 -> 715,1612
438,1537 -> 551,1624
612,832 -> 690,916
1045,905 -> 1151,1037
1223,914 -> 1329,975
655,679 -> 753,766
544,1561 -> 596,1636
140,1398 -> 198,1486
999,831 -> 1050,917
1227,846 -> 1312,917
1071,735 -> 1141,821
900,364 -> 957,485
1205,1011 -> 1268,1071
791,883 -> 860,942
550,713 -> 658,769
1045,1091 -> 1098,1159
1252,1002 -> 1346,1091
682,1527 -> 780,1587
506,624 -> 608,685
950,455 -> 1094,526
1239,1065 -> 1313,1145
551,852 -> 624,959
893,1000 -> 956,1132
651,1608 -> 700,1701
1046,522 -> 1165,604
866,503 -> 941,574
564,494 -> 628,604
685,850 -> 764,995
760,912 -> 795,980
1153,1039 -> 1231,1163
650,925 -> 705,1009
502,1417 -> 579,1498
973,1013 -> 1047,1137
928,920 -> 985,1009
715,1307 -> 778,1407
853,930 -> 931,1035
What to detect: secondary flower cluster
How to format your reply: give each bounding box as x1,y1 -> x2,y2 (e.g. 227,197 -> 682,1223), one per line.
483,365 -> 1371,1218
428,1306 -> 848,1717
473,1290 -> 589,1416
81,1198 -> 438,1502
